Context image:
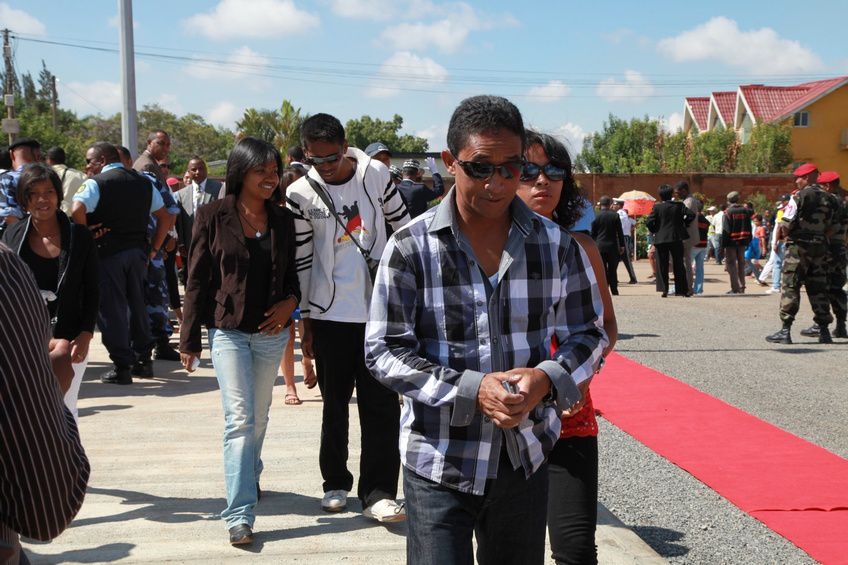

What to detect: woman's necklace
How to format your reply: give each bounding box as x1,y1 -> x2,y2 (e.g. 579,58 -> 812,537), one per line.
238,210 -> 266,239
32,221 -> 60,242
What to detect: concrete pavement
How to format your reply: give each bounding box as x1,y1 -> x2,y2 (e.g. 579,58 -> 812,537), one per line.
22,326 -> 665,564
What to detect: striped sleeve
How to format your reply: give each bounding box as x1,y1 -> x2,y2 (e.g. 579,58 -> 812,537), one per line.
381,180 -> 410,230
0,245 -> 90,545
286,194 -> 314,316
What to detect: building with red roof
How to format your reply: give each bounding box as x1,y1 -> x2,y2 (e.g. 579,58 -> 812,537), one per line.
683,76 -> 848,179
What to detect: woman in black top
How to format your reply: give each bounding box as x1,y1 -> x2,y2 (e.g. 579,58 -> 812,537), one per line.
179,138 -> 300,546
1,163 -> 99,420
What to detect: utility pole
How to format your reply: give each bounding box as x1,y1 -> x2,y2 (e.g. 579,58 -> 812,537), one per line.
118,0 -> 138,157
2,28 -> 17,144
51,75 -> 57,130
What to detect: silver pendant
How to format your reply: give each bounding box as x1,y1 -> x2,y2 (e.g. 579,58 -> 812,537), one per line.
256,231 -> 262,238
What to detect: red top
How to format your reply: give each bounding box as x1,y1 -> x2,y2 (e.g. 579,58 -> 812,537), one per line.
551,341 -> 599,438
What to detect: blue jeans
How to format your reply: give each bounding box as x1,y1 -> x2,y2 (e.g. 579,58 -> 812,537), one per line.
403,449 -> 548,565
209,328 -> 289,529
772,242 -> 785,290
690,247 -> 707,294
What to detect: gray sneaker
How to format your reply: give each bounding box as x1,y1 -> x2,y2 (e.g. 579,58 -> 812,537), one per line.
321,490 -> 348,512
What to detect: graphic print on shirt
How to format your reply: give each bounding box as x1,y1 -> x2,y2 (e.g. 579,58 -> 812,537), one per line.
337,201 -> 369,245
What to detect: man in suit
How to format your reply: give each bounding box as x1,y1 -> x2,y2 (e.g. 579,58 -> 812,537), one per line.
175,156 -> 221,258
133,130 -> 171,184
591,196 -> 626,295
645,184 -> 694,297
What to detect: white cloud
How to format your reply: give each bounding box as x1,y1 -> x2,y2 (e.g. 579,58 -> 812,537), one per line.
156,94 -> 183,115
185,46 -> 271,84
366,51 -> 448,98
0,3 -> 46,35
58,80 -> 122,116
664,112 -> 685,133
554,123 -> 588,156
657,17 -> 823,75
330,0 -> 395,19
527,80 -> 571,102
596,70 -> 655,102
208,101 -> 240,129
415,123 -> 449,152
378,3 -> 517,54
183,0 -> 319,40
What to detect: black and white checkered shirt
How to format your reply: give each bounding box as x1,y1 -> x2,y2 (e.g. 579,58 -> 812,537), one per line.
365,189 -> 607,495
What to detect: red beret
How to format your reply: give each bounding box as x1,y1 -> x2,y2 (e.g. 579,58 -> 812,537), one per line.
792,163 -> 818,177
818,171 -> 839,184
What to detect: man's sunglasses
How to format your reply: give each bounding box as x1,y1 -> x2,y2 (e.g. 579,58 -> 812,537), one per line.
304,153 -> 341,166
520,162 -> 566,182
160,163 -> 171,169
455,159 -> 523,181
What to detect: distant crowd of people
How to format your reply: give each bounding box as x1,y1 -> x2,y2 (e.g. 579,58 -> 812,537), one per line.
0,92 -> 845,565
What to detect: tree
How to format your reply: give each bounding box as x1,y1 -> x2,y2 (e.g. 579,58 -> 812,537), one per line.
658,130 -> 688,173
344,114 -> 428,153
736,123 -> 793,173
37,60 -> 56,112
236,99 -> 306,154
576,115 -> 661,173
688,128 -> 738,172
21,72 -> 36,106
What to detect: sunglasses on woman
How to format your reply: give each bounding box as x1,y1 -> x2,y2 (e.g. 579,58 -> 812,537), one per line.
455,159 -> 524,181
520,162 -> 566,182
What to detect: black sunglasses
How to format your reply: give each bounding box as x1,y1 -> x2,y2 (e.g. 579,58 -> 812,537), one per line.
520,162 -> 566,182
304,152 -> 341,166
455,159 -> 523,181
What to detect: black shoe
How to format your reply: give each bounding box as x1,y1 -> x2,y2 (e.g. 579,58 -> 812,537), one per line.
132,360 -> 154,378
154,343 -> 181,361
628,279 -> 638,284
833,322 -> 847,339
256,483 -> 261,502
799,324 -> 820,337
228,524 -> 253,546
765,327 -> 792,344
818,326 -> 833,344
101,367 -> 132,385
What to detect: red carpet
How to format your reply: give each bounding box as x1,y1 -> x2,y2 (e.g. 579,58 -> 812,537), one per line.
592,352 -> 848,564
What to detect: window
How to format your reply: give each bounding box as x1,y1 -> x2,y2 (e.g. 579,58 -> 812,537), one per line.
793,112 -> 809,127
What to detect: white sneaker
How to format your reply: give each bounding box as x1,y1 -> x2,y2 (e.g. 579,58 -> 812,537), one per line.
321,490 -> 348,512
362,498 -> 407,523
764,288 -> 781,294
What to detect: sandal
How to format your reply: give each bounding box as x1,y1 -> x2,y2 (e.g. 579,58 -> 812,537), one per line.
284,393 -> 302,406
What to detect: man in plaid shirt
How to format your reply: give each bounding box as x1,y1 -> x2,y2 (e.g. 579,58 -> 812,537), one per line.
365,95 -> 608,565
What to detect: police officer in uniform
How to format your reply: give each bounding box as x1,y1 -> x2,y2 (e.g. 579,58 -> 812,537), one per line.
800,171 -> 848,338
766,163 -> 839,344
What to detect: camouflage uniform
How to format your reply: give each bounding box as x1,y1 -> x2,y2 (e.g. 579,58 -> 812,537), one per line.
144,173 -> 180,346
779,184 -> 837,326
825,187 -> 847,325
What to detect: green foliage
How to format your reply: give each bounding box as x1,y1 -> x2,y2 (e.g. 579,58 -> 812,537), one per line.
736,122 -> 793,173
746,193 -> 772,216
344,114 -> 428,153
688,128 -> 737,172
578,114 -> 792,175
576,115 -> 661,173
236,100 -> 306,155
634,216 -> 650,259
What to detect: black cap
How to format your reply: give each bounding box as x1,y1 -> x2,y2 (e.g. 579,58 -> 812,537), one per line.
9,137 -> 41,151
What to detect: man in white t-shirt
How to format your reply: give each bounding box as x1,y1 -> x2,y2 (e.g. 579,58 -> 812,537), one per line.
286,113 -> 410,523
612,199 -> 638,283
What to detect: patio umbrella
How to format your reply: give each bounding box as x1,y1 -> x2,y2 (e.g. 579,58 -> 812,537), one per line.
618,190 -> 656,217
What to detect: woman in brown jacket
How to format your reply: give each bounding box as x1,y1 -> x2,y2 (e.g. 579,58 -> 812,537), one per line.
179,137 -> 299,545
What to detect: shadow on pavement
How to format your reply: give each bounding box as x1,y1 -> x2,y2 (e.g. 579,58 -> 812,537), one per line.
73,487 -> 224,527
617,333 -> 660,340
77,404 -> 132,418
79,361 -> 220,400
23,543 -> 134,564
632,525 -> 688,558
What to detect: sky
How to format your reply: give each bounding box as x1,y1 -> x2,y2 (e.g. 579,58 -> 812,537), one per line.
3,0 -> 847,155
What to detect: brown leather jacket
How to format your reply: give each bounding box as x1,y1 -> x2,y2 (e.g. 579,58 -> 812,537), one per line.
180,195 -> 300,353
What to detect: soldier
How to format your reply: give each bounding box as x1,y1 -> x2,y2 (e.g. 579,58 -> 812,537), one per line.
800,171 -> 847,338
766,163 -> 838,344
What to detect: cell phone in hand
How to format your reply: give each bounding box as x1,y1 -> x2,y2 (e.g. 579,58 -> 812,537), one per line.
502,380 -> 518,394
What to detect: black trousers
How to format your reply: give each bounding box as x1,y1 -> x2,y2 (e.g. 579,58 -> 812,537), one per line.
547,436 -> 599,565
311,319 -> 400,507
97,247 -> 153,368
164,249 -> 181,309
599,249 -> 620,295
655,241 -> 688,295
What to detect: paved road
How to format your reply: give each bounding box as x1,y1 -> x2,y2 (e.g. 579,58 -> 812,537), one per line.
598,260 -> 846,564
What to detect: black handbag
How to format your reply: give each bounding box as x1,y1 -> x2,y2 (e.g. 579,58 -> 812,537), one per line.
305,177 -> 379,282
